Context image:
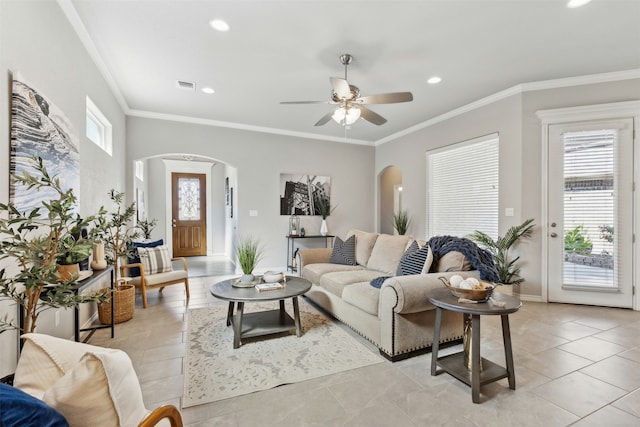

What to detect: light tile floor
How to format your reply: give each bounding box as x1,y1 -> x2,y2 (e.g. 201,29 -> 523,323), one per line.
89,265 -> 640,426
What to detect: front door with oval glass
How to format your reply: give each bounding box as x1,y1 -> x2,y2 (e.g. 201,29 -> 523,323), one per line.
547,118 -> 633,308
172,172 -> 207,257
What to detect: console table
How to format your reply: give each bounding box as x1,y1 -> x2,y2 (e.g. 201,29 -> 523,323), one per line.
428,287 -> 521,403
285,234 -> 334,273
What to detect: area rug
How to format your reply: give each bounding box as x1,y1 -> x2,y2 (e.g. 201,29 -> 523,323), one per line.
182,299 -> 383,407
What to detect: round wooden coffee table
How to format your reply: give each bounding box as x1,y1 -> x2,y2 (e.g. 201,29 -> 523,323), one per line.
210,276 -> 311,348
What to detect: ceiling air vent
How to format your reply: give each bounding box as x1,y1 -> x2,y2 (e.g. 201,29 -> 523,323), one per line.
176,80 -> 195,91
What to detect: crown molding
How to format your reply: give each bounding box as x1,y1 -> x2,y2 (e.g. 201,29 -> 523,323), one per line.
57,0 -> 130,114
128,110 -> 373,146
375,68 -> 640,146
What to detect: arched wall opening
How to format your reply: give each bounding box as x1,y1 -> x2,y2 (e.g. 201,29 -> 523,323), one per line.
378,165 -> 403,235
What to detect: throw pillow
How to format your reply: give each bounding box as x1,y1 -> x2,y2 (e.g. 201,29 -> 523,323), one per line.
329,235 -> 357,265
127,239 -> 164,277
396,240 -> 432,275
42,350 -> 148,427
137,245 -> 173,275
0,383 -> 68,427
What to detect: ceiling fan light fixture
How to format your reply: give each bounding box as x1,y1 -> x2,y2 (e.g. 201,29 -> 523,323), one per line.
332,106 -> 360,125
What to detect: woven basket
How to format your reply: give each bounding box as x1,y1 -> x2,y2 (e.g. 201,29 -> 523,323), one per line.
98,283 -> 135,324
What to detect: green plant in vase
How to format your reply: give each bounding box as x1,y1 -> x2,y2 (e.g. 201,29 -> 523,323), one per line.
235,236 -> 263,284
392,210 -> 411,235
468,218 -> 535,286
136,218 -> 158,241
0,155 -> 107,333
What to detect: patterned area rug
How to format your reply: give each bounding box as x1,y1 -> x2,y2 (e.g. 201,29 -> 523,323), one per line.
183,298 -> 383,407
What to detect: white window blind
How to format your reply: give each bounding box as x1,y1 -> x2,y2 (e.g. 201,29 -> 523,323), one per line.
427,135 -> 499,239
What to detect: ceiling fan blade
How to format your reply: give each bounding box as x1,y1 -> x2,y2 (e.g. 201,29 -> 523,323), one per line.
356,92 -> 413,104
330,77 -> 351,99
314,111 -> 334,126
280,100 -> 333,105
359,105 -> 387,125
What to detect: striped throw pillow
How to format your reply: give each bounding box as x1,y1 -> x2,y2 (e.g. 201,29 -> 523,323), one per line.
396,241 -> 432,275
137,245 -> 172,275
329,235 -> 357,265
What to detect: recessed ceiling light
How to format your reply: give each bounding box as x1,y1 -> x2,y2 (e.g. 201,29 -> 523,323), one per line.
209,19 -> 230,32
201,87 -> 215,94
427,76 -> 442,84
567,0 -> 592,8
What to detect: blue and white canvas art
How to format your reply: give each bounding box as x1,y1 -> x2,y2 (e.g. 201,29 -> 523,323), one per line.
10,73 -> 80,214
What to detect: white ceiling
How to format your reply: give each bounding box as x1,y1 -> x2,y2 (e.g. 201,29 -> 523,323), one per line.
66,0 -> 640,145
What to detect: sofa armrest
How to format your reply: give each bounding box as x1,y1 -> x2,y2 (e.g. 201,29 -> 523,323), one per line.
381,271 -> 481,315
298,248 -> 332,270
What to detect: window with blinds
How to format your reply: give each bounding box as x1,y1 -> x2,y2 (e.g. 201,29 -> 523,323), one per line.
563,130 -> 615,288
426,135 -> 499,239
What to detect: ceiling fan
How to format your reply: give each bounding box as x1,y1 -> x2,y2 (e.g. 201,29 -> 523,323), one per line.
280,53 -> 413,126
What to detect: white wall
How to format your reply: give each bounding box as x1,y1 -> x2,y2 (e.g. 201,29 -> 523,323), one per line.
0,1 -> 127,376
375,78 -> 640,300
126,116 -> 376,270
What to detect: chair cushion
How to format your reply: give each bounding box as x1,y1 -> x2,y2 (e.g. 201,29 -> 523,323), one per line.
138,245 -> 173,274
13,334 -> 104,399
129,269 -> 188,286
14,333 -> 148,427
127,239 -> 164,277
0,383 -> 68,427
329,235 -> 356,265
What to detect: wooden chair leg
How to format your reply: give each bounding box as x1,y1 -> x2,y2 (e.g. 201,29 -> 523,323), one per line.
142,286 -> 148,308
184,278 -> 190,299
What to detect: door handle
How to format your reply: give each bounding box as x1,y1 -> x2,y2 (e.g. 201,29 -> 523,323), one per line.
550,232 -> 558,238
173,224 -> 177,228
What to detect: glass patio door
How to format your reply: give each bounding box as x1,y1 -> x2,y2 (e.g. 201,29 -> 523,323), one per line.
547,119 -> 634,308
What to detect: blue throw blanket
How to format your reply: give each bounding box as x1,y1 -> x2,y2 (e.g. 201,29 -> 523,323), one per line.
427,235 -> 499,282
370,235 -> 499,288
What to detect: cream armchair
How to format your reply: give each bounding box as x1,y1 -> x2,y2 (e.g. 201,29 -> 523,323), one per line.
120,247 -> 190,308
8,333 -> 183,427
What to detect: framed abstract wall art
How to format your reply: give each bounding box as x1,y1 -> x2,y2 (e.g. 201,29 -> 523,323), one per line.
10,73 -> 80,213
279,174 -> 331,216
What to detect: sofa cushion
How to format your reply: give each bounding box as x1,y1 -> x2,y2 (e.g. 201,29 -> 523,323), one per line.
329,235 -> 357,265
346,229 -> 379,266
435,251 -> 472,272
0,383 -> 69,427
396,241 -> 432,275
301,263 -> 363,285
137,245 -> 173,274
127,239 -> 164,277
319,270 -> 385,297
13,333 -> 106,399
366,234 -> 412,274
342,281 -> 381,316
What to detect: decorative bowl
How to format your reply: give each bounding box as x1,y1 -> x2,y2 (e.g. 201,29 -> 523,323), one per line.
438,276 -> 495,302
262,271 -> 285,283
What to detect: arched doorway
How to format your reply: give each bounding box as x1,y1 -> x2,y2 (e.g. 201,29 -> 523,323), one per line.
378,165 -> 403,235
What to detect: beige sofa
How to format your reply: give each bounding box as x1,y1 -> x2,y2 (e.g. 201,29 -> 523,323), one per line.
299,229 -> 480,361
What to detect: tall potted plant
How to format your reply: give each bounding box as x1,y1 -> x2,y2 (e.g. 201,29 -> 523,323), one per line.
90,190 -> 141,275
468,218 -> 535,286
314,193 -> 335,236
0,155 -> 106,333
392,210 -> 411,235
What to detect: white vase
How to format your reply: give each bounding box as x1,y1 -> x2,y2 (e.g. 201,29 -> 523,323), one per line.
90,242 -> 108,270
240,273 -> 255,284
320,219 -> 328,236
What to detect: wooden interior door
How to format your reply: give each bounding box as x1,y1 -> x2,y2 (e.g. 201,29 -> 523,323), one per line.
172,173 -> 207,257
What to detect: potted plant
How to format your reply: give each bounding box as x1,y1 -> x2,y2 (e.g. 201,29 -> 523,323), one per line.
0,155 -> 107,333
468,218 -> 535,287
392,210 -> 411,235
235,236 -> 263,285
136,218 -> 158,241
55,233 -> 93,281
90,190 -> 141,275
314,193 -> 335,236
